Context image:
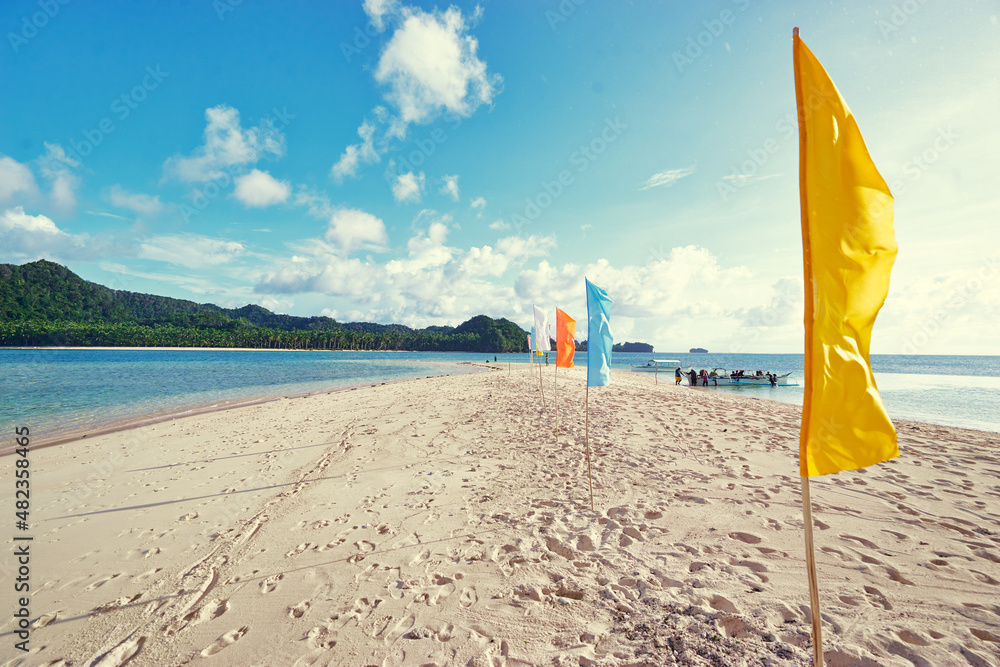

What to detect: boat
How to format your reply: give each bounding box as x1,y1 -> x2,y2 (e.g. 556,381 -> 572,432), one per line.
629,359 -> 682,373
682,367 -> 796,386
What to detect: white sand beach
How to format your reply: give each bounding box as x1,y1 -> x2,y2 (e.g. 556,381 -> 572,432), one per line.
3,365 -> 999,666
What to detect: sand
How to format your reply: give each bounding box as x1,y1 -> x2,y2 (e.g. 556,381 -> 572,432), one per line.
3,364 -> 999,666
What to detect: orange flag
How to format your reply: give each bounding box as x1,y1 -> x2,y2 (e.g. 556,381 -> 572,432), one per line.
556,308 -> 576,368
794,32 -> 898,477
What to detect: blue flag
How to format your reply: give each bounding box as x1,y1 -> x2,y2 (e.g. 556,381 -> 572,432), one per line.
586,278 -> 612,387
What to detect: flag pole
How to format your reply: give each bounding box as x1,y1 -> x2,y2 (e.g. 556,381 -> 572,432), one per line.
795,25 -> 823,667
554,364 -> 559,440
585,385 -> 594,511
539,354 -> 546,408
801,474 -> 824,667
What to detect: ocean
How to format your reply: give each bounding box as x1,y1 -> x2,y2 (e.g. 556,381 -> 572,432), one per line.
1,348 -> 998,447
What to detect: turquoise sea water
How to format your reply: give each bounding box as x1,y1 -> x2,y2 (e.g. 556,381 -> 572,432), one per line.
1,349 -> 998,446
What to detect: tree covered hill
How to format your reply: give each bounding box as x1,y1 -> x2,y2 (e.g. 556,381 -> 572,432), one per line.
0,259 -> 529,352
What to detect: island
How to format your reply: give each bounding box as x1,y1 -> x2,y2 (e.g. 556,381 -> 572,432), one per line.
689,347 -> 708,353
0,259 -> 529,353
613,341 -> 654,353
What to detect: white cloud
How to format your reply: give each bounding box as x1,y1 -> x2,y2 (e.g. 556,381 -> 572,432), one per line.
324,208 -> 389,254
392,171 -> 425,203
363,0 -> 399,31
0,206 -> 62,236
255,224 -> 557,328
376,6 -> 501,126
331,4 -> 501,179
331,119 -> 380,181
38,143 -> 80,215
0,147 -> 80,216
0,155 -> 40,206
0,206 -> 96,262
48,171 -> 78,214
440,174 -> 459,201
109,185 -> 164,216
86,210 -> 130,220
638,165 -> 697,191
233,169 -> 291,207
97,261 -> 241,297
470,196 -> 486,209
292,187 -> 335,219
387,219 -> 453,273
139,234 -> 247,268
163,105 -> 285,183
258,256 -> 381,296
488,219 -> 508,231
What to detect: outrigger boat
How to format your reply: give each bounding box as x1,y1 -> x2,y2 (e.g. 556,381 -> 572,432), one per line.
629,359 -> 682,373
683,367 -> 796,386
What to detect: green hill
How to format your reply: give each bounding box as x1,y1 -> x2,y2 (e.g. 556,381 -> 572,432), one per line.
0,259 -> 528,352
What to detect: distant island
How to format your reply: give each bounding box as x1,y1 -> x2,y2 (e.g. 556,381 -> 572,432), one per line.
573,340 -> 653,353
689,347 -> 708,353
614,341 -> 653,353
0,260 -> 529,353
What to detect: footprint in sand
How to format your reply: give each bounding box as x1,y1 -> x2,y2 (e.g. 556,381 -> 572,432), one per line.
193,598 -> 230,625
285,543 -> 312,558
459,586 -> 478,608
428,582 -> 455,605
288,600 -> 311,618
729,532 -> 762,544
354,540 -> 376,553
863,585 -> 892,610
841,534 -> 880,550
91,636 -> 146,666
259,573 -> 284,594
31,610 -> 61,629
970,570 -> 1000,586
200,625 -> 249,656
84,573 -> 121,591
382,614 -> 415,644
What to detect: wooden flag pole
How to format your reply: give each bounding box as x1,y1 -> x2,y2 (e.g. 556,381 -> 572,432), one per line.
801,475 -> 824,667
554,364 -> 559,440
539,355 -> 546,408
584,385 -> 594,511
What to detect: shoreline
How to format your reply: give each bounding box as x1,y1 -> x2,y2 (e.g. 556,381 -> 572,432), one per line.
6,356 -> 998,457
7,366 -> 998,665
0,361 -> 490,456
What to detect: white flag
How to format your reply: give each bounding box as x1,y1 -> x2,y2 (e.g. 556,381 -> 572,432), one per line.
533,305 -> 551,352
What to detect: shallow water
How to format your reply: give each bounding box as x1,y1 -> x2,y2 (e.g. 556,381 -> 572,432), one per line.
2,349 -> 997,444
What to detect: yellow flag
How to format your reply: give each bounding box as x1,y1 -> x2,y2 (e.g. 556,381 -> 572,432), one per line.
794,32 -> 898,477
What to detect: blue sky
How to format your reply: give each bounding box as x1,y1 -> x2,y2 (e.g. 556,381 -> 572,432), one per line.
2,0 -> 997,354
